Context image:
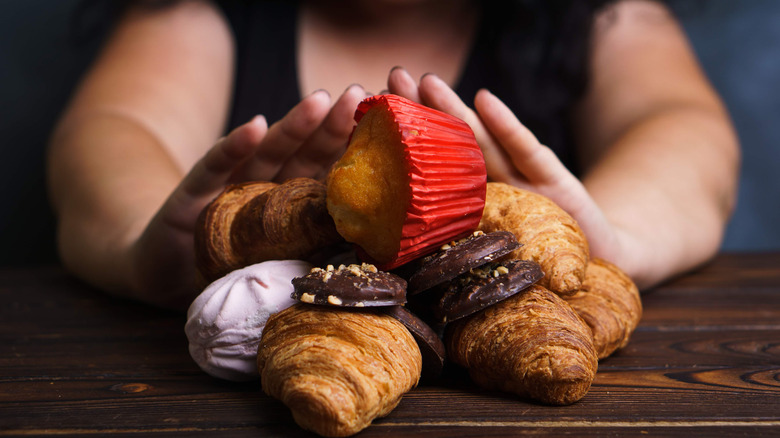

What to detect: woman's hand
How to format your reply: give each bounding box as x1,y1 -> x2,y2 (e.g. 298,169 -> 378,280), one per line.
234,85 -> 366,183
387,68 -> 624,274
389,1 -> 737,291
130,86 -> 364,309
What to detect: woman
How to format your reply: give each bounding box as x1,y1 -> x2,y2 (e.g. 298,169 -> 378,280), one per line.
48,0 -> 739,309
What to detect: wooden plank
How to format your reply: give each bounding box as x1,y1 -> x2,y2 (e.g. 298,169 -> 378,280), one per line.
1,255 -> 780,437
3,372 -> 779,434
658,252 -> 780,290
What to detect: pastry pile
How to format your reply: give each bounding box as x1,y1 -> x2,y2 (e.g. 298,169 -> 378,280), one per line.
186,95 -> 642,437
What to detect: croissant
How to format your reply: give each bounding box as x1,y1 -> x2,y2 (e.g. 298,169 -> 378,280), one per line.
479,182 -> 589,296
195,178 -> 344,283
446,284 -> 598,405
564,258 -> 643,359
257,304 -> 422,437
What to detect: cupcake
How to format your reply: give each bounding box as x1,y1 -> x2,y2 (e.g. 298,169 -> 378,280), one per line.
327,94 -> 486,270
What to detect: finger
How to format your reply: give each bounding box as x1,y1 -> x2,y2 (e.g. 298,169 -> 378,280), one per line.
181,115 -> 268,198
275,84 -> 365,181
474,89 -> 566,184
160,115 -> 268,231
387,66 -> 421,103
417,73 -> 520,182
240,90 -> 332,181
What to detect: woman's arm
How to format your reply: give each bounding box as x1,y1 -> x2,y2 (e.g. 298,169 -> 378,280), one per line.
48,1 -> 235,304
387,0 -> 739,289
48,1 -> 365,308
573,0 -> 740,287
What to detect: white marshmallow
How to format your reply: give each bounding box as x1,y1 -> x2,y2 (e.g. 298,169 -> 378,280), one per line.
185,260 -> 312,381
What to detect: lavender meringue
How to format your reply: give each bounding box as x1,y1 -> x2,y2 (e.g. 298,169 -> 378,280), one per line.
185,260 -> 313,381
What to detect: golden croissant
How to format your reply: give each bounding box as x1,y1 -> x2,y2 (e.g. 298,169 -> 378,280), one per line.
564,258 -> 643,359
479,182 -> 589,296
446,284 -> 598,405
194,178 -> 344,283
257,304 -> 422,437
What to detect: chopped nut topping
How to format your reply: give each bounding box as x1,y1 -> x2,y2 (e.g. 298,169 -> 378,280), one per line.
317,263 -> 378,279
309,263 -> 383,280
460,262 -> 510,285
300,292 -> 315,304
327,295 -> 343,305
435,231 -> 488,253
469,266 -> 490,278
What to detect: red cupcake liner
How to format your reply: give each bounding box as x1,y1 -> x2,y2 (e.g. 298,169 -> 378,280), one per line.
354,95 -> 487,270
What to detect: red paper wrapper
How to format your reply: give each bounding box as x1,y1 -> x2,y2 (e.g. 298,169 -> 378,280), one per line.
331,94 -> 487,270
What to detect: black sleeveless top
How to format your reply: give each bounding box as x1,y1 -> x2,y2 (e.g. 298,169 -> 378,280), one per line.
215,1 -> 607,174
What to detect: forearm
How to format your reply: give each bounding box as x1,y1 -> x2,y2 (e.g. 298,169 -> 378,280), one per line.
44,1 -> 245,309
582,104 -> 740,288
48,111 -> 183,299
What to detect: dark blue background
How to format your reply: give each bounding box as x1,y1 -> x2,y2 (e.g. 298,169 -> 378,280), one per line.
1,0 -> 778,265
674,0 -> 780,251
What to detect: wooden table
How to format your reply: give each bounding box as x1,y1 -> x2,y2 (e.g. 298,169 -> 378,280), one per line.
2,253 -> 779,437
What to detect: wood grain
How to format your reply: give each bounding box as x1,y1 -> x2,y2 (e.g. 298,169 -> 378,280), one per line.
1,253 -> 779,437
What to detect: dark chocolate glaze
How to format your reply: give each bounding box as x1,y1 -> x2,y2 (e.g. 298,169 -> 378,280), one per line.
382,305 -> 446,380
291,264 -> 407,307
434,259 -> 543,323
408,231 -> 521,295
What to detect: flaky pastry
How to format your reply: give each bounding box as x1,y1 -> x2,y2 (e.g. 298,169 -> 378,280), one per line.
195,178 -> 343,283
479,182 -> 589,296
564,258 -> 642,359
257,304 -> 422,437
446,284 -> 598,405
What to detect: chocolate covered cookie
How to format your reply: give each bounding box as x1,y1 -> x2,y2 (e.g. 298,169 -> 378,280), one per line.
291,263 -> 406,307
434,259 -> 543,323
381,305 -> 446,380
408,230 -> 520,295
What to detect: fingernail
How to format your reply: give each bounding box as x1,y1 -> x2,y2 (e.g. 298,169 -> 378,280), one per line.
344,83 -> 364,93
390,65 -> 411,78
420,72 -> 441,82
475,88 -> 493,100
247,114 -> 267,128
309,88 -> 331,98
